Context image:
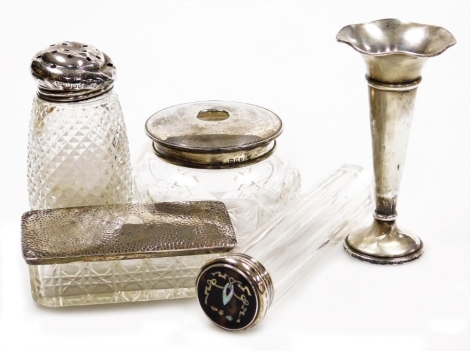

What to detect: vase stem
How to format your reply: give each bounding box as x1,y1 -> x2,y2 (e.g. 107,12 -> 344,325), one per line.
368,76 -> 420,218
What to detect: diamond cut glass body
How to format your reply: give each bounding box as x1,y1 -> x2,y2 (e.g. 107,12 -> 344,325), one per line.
27,91 -> 132,210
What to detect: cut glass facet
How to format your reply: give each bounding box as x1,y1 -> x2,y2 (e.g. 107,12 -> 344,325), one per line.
27,91 -> 132,210
29,255 -> 217,307
133,143 -> 300,240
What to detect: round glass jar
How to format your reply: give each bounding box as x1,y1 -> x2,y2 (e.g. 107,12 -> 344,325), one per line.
133,101 -> 301,239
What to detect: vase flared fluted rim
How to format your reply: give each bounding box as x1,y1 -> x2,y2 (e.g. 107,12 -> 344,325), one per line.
336,18 -> 456,58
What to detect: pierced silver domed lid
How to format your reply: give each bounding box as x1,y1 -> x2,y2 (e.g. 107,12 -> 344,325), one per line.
31,41 -> 116,102
145,101 -> 283,169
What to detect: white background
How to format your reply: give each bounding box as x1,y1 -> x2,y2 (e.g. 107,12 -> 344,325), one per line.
0,1 -> 469,350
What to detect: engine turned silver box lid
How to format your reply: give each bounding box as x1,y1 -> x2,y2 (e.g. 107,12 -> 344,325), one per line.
145,101 -> 283,169
31,41 -> 116,102
22,201 -> 236,265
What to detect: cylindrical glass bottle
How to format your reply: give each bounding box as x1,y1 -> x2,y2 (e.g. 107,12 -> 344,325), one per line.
27,41 -> 132,210
196,164 -> 374,331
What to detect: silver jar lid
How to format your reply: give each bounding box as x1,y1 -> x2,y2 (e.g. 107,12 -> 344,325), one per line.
31,41 -> 116,102
145,101 -> 283,169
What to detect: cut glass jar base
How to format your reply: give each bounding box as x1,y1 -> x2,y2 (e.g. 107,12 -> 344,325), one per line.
133,143 -> 301,240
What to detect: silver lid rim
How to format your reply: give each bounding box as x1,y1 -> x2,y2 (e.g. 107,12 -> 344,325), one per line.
37,84 -> 114,103
152,140 -> 277,169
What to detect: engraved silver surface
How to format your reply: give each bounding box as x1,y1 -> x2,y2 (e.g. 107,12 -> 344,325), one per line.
337,19 -> 456,264
31,41 -> 115,102
145,101 -> 283,168
22,201 -> 236,265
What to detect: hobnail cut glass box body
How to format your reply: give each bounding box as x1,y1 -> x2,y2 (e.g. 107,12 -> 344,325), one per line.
27,91 -> 132,210
29,255 -> 217,307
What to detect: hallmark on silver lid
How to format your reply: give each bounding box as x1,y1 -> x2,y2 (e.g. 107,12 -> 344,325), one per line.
31,41 -> 116,102
145,101 -> 283,169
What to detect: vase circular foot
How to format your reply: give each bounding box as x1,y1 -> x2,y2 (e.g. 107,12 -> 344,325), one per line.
343,219 -> 424,265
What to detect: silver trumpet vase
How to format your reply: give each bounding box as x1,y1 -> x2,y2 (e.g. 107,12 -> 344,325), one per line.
337,19 -> 456,264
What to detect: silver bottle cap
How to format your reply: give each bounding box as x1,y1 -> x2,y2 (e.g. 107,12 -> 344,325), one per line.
31,41 -> 116,102
196,253 -> 274,331
145,101 -> 283,169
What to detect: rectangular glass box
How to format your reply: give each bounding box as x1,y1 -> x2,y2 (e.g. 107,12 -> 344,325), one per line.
22,201 -> 236,307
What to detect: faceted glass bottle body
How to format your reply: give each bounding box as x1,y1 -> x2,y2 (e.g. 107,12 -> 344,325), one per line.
196,165 -> 374,330
27,91 -> 132,210
239,165 -> 374,303
133,143 -> 301,239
